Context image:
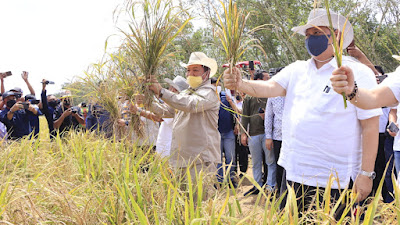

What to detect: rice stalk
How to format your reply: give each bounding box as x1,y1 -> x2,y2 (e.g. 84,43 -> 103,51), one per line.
323,0 -> 349,108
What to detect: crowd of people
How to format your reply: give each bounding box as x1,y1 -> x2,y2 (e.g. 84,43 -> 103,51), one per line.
1,7 -> 400,220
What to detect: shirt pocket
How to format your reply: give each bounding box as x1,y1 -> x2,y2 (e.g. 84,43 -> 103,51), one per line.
313,90 -> 348,114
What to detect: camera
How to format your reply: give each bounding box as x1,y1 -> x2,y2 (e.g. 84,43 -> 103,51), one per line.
21,102 -> 29,110
81,102 -> 87,108
41,81 -> 55,84
71,109 -> 78,114
29,99 -> 40,105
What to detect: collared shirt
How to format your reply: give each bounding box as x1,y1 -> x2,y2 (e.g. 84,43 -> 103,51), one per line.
264,96 -> 284,141
241,96 -> 267,136
271,56 -> 382,189
382,67 -> 400,151
151,79 -> 221,168
0,108 -> 32,139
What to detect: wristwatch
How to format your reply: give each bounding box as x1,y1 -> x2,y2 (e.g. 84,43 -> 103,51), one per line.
359,170 -> 376,180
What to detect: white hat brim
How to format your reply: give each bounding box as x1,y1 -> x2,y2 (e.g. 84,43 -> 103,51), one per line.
180,59 -> 218,77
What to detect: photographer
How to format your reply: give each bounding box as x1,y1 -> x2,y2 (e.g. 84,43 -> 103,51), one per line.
86,103 -> 113,138
0,91 -> 38,139
53,95 -> 85,136
40,79 -> 59,138
25,94 -> 42,137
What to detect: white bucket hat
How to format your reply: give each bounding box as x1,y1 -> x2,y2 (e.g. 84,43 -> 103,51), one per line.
164,75 -> 189,92
292,8 -> 354,49
393,55 -> 400,61
180,52 -> 218,77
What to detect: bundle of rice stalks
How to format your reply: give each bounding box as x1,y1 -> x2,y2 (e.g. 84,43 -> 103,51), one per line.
213,0 -> 266,73
120,0 -> 191,106
212,0 -> 265,136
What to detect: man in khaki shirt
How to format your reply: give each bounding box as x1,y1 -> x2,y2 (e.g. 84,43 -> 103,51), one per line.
148,52 -> 221,180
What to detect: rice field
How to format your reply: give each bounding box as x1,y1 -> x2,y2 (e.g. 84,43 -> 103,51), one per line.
0,117 -> 397,224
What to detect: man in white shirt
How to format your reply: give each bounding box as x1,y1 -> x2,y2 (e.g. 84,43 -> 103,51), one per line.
224,8 -> 381,214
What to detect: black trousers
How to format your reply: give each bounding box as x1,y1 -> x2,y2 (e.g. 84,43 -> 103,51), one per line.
372,133 -> 389,198
235,135 -> 249,174
273,140 -> 284,192
281,180 -> 353,220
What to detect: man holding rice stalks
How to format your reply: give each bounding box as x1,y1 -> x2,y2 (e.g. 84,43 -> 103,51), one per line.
148,52 -> 221,183
224,8 -> 381,214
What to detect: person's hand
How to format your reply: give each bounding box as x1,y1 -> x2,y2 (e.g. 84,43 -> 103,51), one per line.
233,124 -> 239,135
265,138 -> 273,151
353,173 -> 373,202
42,79 -> 48,90
330,65 -> 355,96
240,133 -> 248,146
150,114 -> 164,122
27,103 -> 35,112
128,101 -> 139,114
117,119 -> 127,127
347,46 -> 366,60
22,71 -> 29,82
10,102 -> 23,112
259,112 -> 265,119
62,108 -> 73,117
223,67 -> 243,90
148,75 -> 162,96
0,73 -> 6,80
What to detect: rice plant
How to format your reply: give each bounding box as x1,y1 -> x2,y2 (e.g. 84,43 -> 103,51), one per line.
121,0 -> 191,105
322,0 -> 350,108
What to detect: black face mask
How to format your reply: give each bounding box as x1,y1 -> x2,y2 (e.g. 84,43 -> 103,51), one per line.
49,101 -> 58,108
6,99 -> 16,109
63,99 -> 70,106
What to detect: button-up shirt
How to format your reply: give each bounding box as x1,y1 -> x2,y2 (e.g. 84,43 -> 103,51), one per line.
0,108 -> 32,139
264,96 -> 284,141
271,56 -> 382,188
151,79 -> 221,168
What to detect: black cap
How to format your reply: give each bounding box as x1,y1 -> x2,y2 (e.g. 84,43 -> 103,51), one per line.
2,91 -> 16,99
25,94 -> 36,101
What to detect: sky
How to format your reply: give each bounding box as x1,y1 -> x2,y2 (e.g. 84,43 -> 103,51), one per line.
0,0 -> 130,95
